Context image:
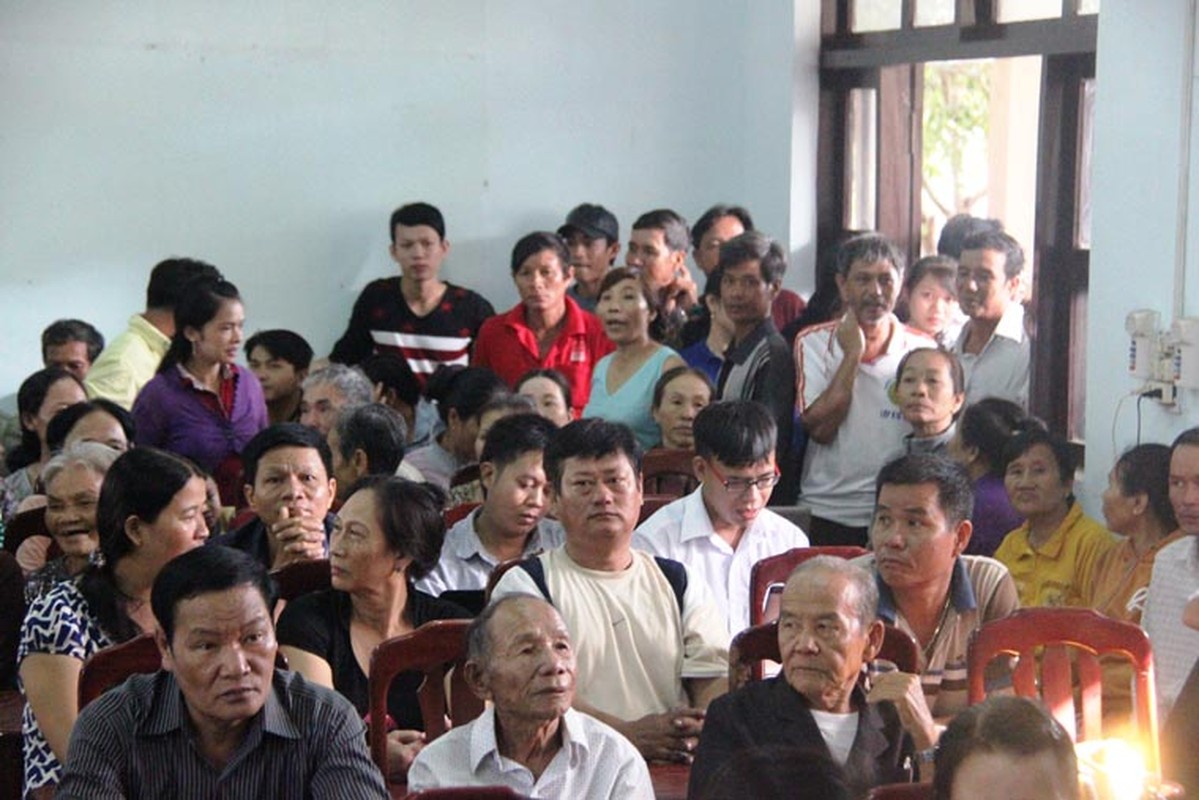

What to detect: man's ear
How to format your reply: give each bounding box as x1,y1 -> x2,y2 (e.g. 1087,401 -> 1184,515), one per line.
835,272 -> 849,302
463,661 -> 492,703
606,241 -> 621,265
479,461 -> 497,493
768,279 -> 782,302
243,482 -> 257,511
863,619 -> 886,663
326,477 -> 337,501
692,456 -> 709,483
155,626 -> 174,672
953,518 -> 973,555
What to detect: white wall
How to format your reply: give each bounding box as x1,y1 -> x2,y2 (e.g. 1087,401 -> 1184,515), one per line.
1083,0 -> 1199,513
0,1 -> 821,404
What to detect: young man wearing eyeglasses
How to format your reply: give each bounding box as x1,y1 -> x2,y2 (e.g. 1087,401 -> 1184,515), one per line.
636,400 -> 809,635
713,231 -> 799,504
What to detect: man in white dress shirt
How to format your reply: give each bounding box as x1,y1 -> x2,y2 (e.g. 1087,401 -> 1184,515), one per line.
953,229 -> 1030,408
635,400 -> 808,634
407,594 -> 653,799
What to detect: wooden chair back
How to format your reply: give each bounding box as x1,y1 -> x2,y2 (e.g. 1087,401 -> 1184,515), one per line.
270,558 -> 332,604
641,448 -> 699,497
729,620 -> 920,689
367,620 -> 482,776
638,494 -> 675,525
78,634 -> 162,709
749,546 -> 869,626
967,607 -> 1159,772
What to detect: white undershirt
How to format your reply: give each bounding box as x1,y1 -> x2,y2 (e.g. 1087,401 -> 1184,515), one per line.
809,709 -> 860,766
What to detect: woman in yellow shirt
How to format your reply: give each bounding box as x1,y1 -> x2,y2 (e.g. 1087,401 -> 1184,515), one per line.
994,428 -> 1117,608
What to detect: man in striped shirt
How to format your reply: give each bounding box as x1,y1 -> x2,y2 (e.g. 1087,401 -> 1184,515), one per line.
57,546 -> 387,799
330,202 -> 495,384
853,453 -> 1018,721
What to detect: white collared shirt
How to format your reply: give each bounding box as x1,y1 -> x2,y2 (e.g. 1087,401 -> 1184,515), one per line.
407,706 -> 654,800
1142,536 -> 1199,717
634,487 -> 809,634
954,301 -> 1030,408
415,507 -> 565,597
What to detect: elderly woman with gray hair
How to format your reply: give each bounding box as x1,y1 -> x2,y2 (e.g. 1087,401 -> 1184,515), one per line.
22,442 -> 119,603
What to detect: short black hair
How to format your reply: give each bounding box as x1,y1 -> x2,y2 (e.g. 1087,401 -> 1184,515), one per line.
544,418 -> 641,493
1113,444 -> 1178,531
480,413 -> 557,472
693,400 -> 777,468
933,696 -> 1078,800
42,319 -> 105,363
424,365 -> 508,425
716,230 -> 787,285
390,202 -> 446,243
875,452 -> 975,528
835,232 -> 905,278
895,347 -> 965,396
957,398 -> 1038,478
1002,427 -> 1074,484
241,423 -> 333,486
45,399 -> 136,453
1172,426 -> 1199,451
632,209 -> 689,253
343,477 -> 446,581
509,231 -> 570,276
961,230 -> 1025,278
244,329 -> 314,371
691,204 -> 754,250
145,257 -> 222,310
902,254 -> 958,298
360,352 -> 422,408
8,367 -> 84,473
334,403 -> 406,476
152,546 -> 276,644
936,214 -> 1003,259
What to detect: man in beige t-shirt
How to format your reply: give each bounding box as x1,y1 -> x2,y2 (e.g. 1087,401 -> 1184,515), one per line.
490,418 -> 729,764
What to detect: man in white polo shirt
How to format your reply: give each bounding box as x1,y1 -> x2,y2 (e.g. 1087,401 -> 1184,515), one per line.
795,233 -> 934,547
954,229 -> 1030,408
635,400 -> 808,634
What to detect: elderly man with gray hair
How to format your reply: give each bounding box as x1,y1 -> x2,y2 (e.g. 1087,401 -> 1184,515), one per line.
299,364 -> 373,437
407,594 -> 653,798
688,557 -> 935,799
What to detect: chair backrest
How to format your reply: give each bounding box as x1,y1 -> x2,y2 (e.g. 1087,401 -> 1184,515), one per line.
448,464 -> 481,491
443,502 -> 481,528
868,783 -> 932,800
967,607 -> 1159,772
638,494 -> 675,525
368,619 -> 482,776
270,558 -> 332,604
641,448 -> 699,497
749,546 -> 870,626
78,634 -> 162,709
729,620 -> 920,689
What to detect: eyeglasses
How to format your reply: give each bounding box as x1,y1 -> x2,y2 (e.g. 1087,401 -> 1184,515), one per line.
708,461 -> 781,495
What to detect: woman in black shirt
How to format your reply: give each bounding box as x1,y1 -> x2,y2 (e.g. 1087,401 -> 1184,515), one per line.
276,477 -> 469,779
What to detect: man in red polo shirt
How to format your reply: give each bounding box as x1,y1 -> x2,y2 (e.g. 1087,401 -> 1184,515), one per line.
473,232 -> 613,417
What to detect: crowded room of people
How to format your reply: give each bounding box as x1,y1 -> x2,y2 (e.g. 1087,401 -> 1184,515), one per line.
2,2 -> 1198,798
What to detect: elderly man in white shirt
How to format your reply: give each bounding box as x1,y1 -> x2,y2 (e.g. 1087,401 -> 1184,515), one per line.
407,594 -> 653,799
953,229 -> 1031,408
635,400 -> 808,634
416,413 -> 564,602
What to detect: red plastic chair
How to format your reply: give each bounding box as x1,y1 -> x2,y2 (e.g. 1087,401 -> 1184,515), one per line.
967,607 -> 1159,772
749,546 -> 869,626
641,448 -> 699,497
368,620 -> 483,777
729,620 -> 920,688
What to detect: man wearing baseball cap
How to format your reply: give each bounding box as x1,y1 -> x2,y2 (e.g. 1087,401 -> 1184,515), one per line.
559,203 -> 620,313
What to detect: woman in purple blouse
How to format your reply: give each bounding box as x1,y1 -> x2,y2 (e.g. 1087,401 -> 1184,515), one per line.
132,275 -> 267,507
947,397 -> 1033,557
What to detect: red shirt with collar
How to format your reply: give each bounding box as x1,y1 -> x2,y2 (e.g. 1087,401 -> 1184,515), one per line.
472,296 -> 613,415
